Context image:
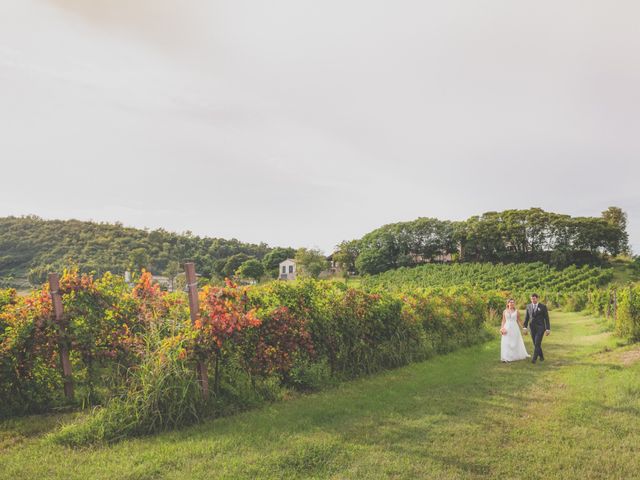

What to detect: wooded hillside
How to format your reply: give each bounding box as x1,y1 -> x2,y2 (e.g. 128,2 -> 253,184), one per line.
0,216 -> 280,287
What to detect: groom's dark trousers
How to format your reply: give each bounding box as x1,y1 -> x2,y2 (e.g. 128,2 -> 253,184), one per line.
524,303 -> 550,362
529,324 -> 545,361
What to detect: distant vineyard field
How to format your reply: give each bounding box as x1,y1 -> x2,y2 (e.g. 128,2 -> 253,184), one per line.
361,262 -> 614,294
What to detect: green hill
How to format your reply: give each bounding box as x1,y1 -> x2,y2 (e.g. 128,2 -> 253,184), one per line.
0,216 -> 279,288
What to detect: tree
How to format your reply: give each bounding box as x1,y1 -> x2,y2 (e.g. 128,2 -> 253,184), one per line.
355,229 -> 399,274
236,259 -> 265,282
355,247 -> 394,275
601,207 -> 630,255
455,213 -> 505,262
128,248 -> 150,271
163,260 -> 181,291
262,247 -> 296,278
332,240 -> 360,274
403,218 -> 457,262
294,248 -> 328,278
222,253 -> 253,279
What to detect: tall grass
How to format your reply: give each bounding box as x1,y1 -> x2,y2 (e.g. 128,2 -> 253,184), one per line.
51,334 -> 204,446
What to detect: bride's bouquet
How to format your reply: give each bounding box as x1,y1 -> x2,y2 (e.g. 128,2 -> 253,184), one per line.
500,326 -> 507,336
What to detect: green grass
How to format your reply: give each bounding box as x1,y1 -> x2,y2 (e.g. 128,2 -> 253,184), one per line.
1,311 -> 639,479
610,257 -> 640,285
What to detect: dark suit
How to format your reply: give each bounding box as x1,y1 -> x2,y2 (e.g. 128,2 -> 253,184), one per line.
524,302 -> 550,362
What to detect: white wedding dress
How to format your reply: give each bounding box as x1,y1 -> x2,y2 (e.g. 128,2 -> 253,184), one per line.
500,309 -> 530,362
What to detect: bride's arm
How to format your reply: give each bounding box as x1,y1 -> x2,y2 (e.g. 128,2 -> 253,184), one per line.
516,309 -> 524,328
501,310 -> 506,329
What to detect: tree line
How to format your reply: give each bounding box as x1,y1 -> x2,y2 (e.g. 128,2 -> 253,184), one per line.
1,208 -> 629,286
333,207 -> 630,275
0,216 -> 332,287
0,216 -> 268,285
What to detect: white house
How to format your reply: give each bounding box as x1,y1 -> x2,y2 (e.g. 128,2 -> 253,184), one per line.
279,259 -> 297,280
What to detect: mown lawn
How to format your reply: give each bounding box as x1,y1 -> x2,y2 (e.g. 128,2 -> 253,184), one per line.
1,311 -> 638,479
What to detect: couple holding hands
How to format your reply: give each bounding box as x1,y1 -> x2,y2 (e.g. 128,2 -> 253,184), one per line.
500,294 -> 551,363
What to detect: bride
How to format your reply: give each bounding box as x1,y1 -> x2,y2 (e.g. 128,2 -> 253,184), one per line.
500,299 -> 530,362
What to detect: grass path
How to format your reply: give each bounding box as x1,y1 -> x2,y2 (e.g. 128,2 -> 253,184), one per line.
1,311 -> 639,479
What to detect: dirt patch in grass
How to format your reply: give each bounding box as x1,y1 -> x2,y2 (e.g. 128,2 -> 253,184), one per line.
593,344 -> 640,367
618,348 -> 640,366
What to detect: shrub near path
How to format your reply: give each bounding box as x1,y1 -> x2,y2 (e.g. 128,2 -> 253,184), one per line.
1,311 -> 639,479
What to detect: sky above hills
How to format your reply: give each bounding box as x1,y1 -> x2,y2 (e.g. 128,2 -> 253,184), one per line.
1,0 -> 638,253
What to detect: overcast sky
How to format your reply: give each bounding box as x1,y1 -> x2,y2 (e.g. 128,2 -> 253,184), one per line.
1,0 -> 638,254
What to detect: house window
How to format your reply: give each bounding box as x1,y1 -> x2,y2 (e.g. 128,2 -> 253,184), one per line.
289,265 -> 294,273
282,266 -> 286,273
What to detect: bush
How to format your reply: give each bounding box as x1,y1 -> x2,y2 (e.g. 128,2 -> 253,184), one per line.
0,289 -> 62,417
562,292 -> 588,312
0,288 -> 18,311
587,288 -> 615,317
4,272 -> 499,444
616,285 -> 640,342
328,288 -> 424,377
248,280 -> 493,380
286,358 -> 335,392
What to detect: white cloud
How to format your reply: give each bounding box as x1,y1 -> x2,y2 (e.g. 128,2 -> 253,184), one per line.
0,0 -> 638,253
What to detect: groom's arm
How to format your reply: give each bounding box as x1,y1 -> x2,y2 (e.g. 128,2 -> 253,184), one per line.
524,307 -> 530,329
544,305 -> 550,331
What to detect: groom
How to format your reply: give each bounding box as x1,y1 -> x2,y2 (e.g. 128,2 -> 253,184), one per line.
523,293 -> 550,364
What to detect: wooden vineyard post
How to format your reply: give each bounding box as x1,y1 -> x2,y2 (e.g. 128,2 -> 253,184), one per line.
48,273 -> 74,400
184,263 -> 209,397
